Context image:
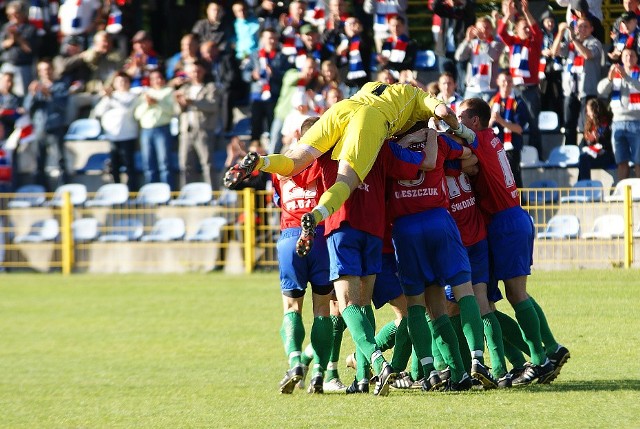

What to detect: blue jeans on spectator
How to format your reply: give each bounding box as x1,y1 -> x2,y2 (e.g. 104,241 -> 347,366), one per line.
140,124 -> 173,189
516,84 -> 542,156
611,120 -> 640,166
269,117 -> 285,155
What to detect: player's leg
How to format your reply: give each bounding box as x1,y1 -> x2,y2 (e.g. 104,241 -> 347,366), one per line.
425,286 -> 472,391
529,295 -> 570,382
276,228 -> 310,393
490,208 -> 553,385
307,287 -> 334,394
324,298 -> 347,391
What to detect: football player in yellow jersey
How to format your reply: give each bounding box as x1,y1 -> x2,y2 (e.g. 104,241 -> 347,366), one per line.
224,82 -> 476,256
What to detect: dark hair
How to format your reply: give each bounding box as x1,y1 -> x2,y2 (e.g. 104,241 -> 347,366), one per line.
113,71 -> 131,82
439,71 -> 456,81
300,117 -> 320,135
389,15 -> 406,25
584,98 -> 610,134
460,98 -> 491,128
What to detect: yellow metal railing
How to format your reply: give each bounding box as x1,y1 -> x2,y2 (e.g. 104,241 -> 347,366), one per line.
0,185 -> 638,273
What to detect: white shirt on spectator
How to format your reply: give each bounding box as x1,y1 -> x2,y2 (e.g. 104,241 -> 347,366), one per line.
58,0 -> 101,36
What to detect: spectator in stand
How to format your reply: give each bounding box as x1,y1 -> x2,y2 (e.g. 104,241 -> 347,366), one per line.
0,73 -> 22,132
539,11 -> 564,122
608,12 -> 640,64
576,98 -> 615,181
430,0 -> 476,86
269,55 -> 319,154
612,0 -> 640,40
318,60 -> 348,102
192,1 -> 235,51
57,0 -> 101,50
174,60 -> 219,188
377,16 -> 417,80
231,0 -> 261,62
53,36 -> 88,122
123,30 -> 162,94
280,0 -> 309,68
58,30 -> 123,121
166,33 -> 201,86
280,90 -> 319,152
322,0 -> 350,53
323,86 -> 344,113
363,0 -> 408,52
455,16 -> 504,101
556,0 -> 603,25
551,16 -> 602,146
336,17 -> 372,97
200,39 -> 244,134
489,70 -> 530,188
254,0 -> 287,33
597,48 -> 640,180
0,1 -> 40,98
243,28 -> 289,147
93,71 -> 139,190
497,0 -> 543,158
436,71 -> 464,112
565,0 -> 604,43
298,24 -> 333,70
64,31 -> 124,96
24,59 -> 70,189
134,70 -> 175,189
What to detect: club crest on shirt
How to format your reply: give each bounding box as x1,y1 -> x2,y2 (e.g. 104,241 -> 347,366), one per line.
397,170 -> 425,187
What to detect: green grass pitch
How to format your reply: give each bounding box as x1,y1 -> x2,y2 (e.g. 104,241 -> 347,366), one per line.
1,270 -> 639,428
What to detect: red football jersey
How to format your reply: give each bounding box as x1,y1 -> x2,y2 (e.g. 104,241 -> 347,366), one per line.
467,128 -> 520,216
388,133 -> 465,220
273,162 -> 326,230
322,141 -> 425,239
445,171 -> 487,247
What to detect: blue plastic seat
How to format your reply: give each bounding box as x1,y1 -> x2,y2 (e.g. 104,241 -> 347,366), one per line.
98,218 -> 144,242
560,180 -> 604,203
521,179 -> 559,205
64,118 -> 103,141
8,184 -> 46,208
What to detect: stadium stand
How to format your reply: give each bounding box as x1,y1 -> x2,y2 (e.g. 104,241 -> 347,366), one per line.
537,215 -> 581,240
582,214 -> 625,239
140,217 -> 186,242
72,218 -> 100,242
14,219 -> 60,243
560,180 -> 605,203
187,217 -> 228,242
134,183 -> 171,206
522,179 -> 560,205
85,183 -> 130,207
607,178 -> 640,202
8,185 -> 47,208
98,218 -> 144,242
169,182 -> 212,206
46,183 -> 88,207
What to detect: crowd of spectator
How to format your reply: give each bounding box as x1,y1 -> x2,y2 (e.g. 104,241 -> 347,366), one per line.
0,0 -> 637,195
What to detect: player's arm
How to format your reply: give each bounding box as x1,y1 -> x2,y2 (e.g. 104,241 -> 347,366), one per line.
421,128 -> 438,170
428,97 -> 476,144
461,153 -> 478,168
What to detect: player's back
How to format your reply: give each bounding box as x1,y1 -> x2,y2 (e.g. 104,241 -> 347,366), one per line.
350,82 -> 438,136
468,128 -> 520,215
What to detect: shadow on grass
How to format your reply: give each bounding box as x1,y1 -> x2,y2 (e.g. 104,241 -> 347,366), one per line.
528,380 -> 640,392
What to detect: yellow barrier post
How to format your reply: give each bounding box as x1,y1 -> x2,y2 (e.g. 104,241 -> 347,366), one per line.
243,187 -> 256,273
60,191 -> 74,275
624,185 -> 633,269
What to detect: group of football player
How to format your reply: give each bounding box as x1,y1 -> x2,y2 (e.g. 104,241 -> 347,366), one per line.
224,82 -> 570,395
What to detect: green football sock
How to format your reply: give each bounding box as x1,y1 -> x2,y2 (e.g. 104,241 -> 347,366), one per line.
326,315 -> 346,380
280,311 -> 305,368
431,333 -> 447,371
494,310 -> 530,356
426,312 -> 446,371
391,318 -> 412,373
407,305 -> 435,376
341,305 -> 384,374
375,320 -> 397,352
514,299 -> 547,365
410,347 -> 423,381
530,296 -> 559,355
259,154 -> 294,175
310,316 -> 333,377
503,339 -> 528,369
432,314 -> 466,382
300,343 -> 314,367
457,295 -> 485,363
449,314 -> 472,373
482,312 -> 508,378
